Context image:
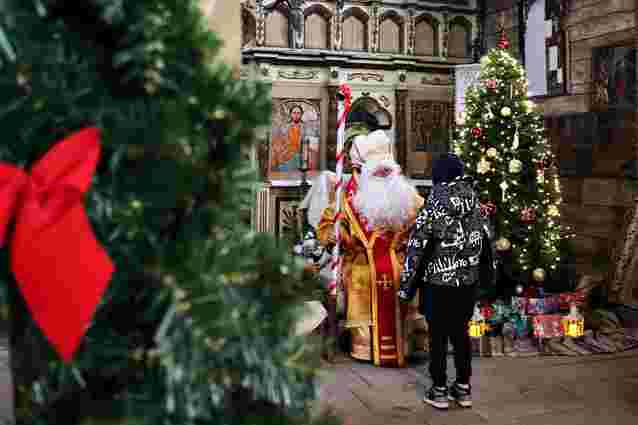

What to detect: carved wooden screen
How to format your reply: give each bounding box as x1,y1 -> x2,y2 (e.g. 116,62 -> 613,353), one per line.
408,101 -> 454,179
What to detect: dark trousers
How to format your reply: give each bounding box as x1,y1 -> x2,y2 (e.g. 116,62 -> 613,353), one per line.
426,285 -> 475,387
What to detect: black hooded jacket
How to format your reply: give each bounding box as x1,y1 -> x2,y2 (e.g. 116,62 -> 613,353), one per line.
398,176 -> 497,300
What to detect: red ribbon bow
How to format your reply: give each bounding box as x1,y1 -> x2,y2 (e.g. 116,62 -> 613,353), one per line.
0,127 -> 114,363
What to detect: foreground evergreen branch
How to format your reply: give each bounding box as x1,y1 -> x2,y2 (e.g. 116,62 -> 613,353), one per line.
0,1 -> 333,424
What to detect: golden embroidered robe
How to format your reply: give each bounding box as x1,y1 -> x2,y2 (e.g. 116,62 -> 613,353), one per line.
317,175 -> 423,367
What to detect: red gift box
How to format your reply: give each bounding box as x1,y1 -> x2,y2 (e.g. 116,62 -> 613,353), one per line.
532,314 -> 564,338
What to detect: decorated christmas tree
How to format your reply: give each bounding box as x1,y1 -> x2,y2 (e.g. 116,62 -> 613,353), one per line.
453,32 -> 577,299
0,1 -> 334,424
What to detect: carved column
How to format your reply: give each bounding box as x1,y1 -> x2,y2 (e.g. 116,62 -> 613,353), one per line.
442,12 -> 449,58
396,90 -> 409,171
333,3 -> 343,50
370,3 -> 380,53
290,5 -> 304,49
326,86 -> 339,170
407,10 -> 416,55
256,1 -> 266,46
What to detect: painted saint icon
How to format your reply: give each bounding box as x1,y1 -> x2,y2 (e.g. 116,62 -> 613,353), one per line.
270,99 -> 320,176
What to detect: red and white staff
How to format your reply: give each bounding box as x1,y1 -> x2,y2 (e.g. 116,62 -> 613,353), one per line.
328,83 -> 352,296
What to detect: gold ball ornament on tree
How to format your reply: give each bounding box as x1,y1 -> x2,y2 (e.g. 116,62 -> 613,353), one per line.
482,109 -> 495,121
17,72 -> 29,87
487,147 -> 498,158
547,205 -> 560,217
509,159 -> 522,173
477,157 -> 491,174
496,237 -> 511,251
500,106 -> 512,117
532,268 -> 546,283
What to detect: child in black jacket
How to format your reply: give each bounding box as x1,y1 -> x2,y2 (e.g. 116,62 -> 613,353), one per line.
398,154 -> 496,410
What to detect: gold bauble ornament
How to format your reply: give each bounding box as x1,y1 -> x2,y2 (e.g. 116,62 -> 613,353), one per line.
532,268 -> 546,282
144,82 -> 158,94
487,147 -> 498,158
500,106 -> 512,117
496,237 -> 511,251
477,157 -> 491,174
509,159 -> 523,173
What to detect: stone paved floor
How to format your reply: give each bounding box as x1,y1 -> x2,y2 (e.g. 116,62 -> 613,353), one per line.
2,341 -> 637,425
318,350 -> 638,425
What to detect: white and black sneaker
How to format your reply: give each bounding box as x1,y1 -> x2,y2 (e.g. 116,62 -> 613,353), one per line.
448,382 -> 472,407
423,386 -> 449,409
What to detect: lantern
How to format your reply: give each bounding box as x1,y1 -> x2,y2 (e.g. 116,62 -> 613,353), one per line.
562,304 -> 584,338
468,306 -> 486,338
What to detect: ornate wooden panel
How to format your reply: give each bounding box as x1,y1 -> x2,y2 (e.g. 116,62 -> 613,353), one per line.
408,100 -> 454,179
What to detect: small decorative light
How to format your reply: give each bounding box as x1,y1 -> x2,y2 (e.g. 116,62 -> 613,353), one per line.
562,304 -> 584,337
468,306 -> 487,338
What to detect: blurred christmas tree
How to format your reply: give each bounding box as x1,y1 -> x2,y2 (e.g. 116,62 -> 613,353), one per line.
453,31 -> 577,299
0,1 -> 335,424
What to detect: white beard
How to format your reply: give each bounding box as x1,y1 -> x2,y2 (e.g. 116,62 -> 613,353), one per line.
352,160 -> 418,232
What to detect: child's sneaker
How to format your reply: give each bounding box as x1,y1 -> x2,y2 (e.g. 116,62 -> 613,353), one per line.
423,386 -> 449,409
448,382 -> 472,407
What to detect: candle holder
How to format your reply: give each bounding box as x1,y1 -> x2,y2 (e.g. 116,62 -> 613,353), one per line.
298,136 -> 311,196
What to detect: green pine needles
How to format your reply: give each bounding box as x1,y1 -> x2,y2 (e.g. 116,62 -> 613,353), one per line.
453,46 -> 576,294
0,1 -> 332,424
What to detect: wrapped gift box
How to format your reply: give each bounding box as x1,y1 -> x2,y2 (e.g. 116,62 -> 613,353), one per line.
544,294 -> 561,313
511,296 -> 528,315
527,298 -> 546,315
512,316 -> 531,339
532,314 -> 564,338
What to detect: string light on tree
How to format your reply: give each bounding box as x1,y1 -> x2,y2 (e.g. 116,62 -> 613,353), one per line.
454,28 -> 572,296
